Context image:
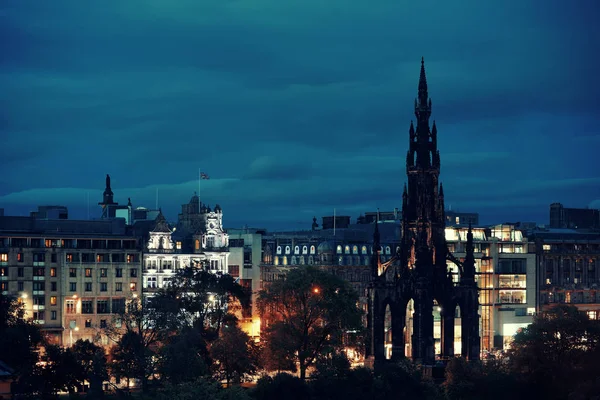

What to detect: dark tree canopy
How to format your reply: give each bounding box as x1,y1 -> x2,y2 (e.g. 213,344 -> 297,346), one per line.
257,266 -> 363,380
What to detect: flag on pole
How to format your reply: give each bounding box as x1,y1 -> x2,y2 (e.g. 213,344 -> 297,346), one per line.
200,172 -> 210,180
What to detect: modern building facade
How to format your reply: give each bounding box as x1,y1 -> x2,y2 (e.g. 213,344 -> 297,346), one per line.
446,224 -> 536,352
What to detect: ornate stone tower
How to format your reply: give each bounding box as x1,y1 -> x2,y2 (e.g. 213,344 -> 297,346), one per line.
98,174 -> 117,219
366,59 -> 480,368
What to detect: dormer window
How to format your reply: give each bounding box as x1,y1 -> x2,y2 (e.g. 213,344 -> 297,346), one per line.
285,246 -> 291,255
345,245 -> 350,254
352,245 -> 358,255
337,245 -> 343,254
310,246 -> 316,254
362,246 -> 368,255
302,246 -> 308,254
294,246 -> 300,254
276,246 -> 282,254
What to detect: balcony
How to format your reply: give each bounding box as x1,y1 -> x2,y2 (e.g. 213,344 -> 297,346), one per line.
203,246 -> 229,252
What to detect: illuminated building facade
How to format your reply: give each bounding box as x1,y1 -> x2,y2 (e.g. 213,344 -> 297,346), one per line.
445,224 -> 536,352
0,216 -> 142,347
532,228 -> 600,319
141,195 -> 230,295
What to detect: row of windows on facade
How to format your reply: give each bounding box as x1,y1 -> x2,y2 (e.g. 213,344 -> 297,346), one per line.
68,281 -> 137,292
543,291 -> 600,305
0,238 -> 138,250
1,279 -> 136,293
0,252 -> 139,264
144,259 -> 222,270
273,255 -> 390,267
65,298 -> 126,314
0,266 -> 139,278
274,245 -> 394,256
542,243 -> 600,252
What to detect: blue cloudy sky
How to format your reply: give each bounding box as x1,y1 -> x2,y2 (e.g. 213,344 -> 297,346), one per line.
1,0 -> 599,230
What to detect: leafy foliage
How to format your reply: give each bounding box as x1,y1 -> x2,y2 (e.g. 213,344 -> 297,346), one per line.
210,316 -> 260,385
257,267 -> 363,380
508,304 -> 600,400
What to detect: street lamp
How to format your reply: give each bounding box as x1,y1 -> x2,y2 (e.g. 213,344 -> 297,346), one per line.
70,326 -> 79,347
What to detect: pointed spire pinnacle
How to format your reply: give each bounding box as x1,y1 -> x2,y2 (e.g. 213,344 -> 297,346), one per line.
432,120 -> 437,135
409,121 -> 415,136
418,57 -> 428,106
439,182 -> 444,197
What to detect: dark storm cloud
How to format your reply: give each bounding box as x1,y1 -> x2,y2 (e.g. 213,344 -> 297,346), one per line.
1,0 -> 599,227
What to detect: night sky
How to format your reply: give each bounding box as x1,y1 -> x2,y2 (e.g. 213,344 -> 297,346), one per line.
1,1 -> 599,230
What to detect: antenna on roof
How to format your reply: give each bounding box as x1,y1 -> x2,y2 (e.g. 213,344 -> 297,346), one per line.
87,191 -> 90,220
156,188 -> 159,210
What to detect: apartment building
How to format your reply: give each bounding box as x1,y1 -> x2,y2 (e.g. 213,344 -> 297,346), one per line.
0,216 -> 142,346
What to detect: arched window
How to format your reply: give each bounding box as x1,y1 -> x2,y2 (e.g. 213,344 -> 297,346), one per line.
295,246 -> 300,254
300,256 -> 305,265
386,246 -> 391,255
285,246 -> 291,255
352,245 -> 358,254
337,245 -> 343,254
345,245 -> 350,254
274,257 -> 279,266
195,240 -> 200,250
291,256 -> 297,265
338,256 -> 344,265
310,245 -> 316,254
308,256 -> 314,265
276,246 -> 282,254
361,246 -> 368,255
283,256 -> 288,266
302,246 -> 308,254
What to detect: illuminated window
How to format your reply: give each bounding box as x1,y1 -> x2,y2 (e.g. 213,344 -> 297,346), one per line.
45,239 -> 52,248
455,217 -> 460,224
352,246 -> 358,255
587,311 -> 597,320
362,246 -> 368,255
345,246 -> 350,254
527,308 -> 535,316
176,242 -> 182,250
285,246 -> 291,255
195,240 -> 200,250
17,253 -> 23,262
283,256 -> 288,266
337,245 -> 343,254
566,292 -> 571,303
130,282 -> 137,291
66,300 -> 75,314
50,268 -> 57,277
85,268 -> 92,277
127,254 -> 133,263
294,246 -> 300,254
50,296 -> 57,306
66,254 -> 73,263
302,246 -> 308,254
0,254 -> 7,262
385,246 -> 391,255
543,244 -> 551,251
310,246 -> 315,254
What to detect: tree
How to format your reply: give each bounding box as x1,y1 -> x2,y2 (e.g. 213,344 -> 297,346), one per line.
71,340 -> 108,398
257,267 -> 363,380
157,326 -> 210,384
155,268 -> 250,339
209,315 -> 259,386
508,304 -> 600,400
0,293 -> 44,397
104,296 -> 173,393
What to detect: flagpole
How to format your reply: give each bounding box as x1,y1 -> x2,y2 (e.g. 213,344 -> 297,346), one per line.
198,168 -> 201,203
333,208 -> 336,236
